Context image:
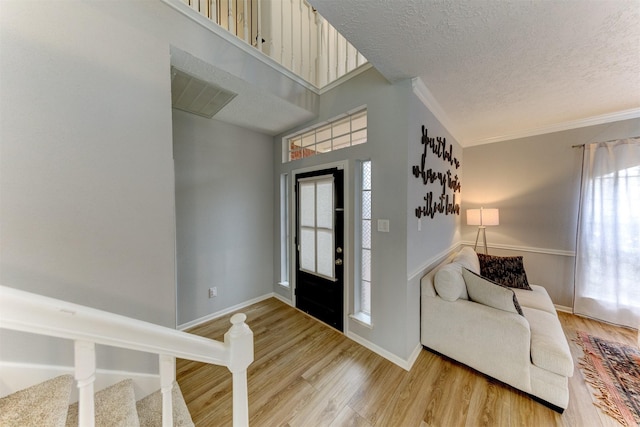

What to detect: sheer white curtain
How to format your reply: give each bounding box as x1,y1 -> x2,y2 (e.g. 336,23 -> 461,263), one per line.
574,137 -> 640,328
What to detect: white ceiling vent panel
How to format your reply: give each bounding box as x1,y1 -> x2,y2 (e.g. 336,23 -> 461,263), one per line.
171,67 -> 237,119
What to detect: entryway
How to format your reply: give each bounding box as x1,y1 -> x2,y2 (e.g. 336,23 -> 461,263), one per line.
294,167 -> 344,331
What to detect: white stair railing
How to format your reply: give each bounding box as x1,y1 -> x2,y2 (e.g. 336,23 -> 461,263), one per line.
179,0 -> 367,88
0,285 -> 254,427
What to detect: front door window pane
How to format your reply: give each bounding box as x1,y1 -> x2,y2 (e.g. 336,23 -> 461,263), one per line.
300,228 -> 316,272
300,182 -> 315,227
316,229 -> 334,277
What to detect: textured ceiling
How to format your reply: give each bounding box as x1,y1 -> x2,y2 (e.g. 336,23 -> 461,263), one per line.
310,0 -> 640,145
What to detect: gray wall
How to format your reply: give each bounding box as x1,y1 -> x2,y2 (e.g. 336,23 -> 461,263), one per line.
173,111 -> 274,326
0,0 -> 307,371
405,94 -> 463,357
462,118 -> 640,307
273,68 -> 462,361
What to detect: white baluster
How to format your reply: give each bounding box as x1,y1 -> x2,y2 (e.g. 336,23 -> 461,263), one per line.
210,0 -> 217,22
290,0 -> 295,71
256,0 -> 262,51
224,313 -> 253,427
74,340 -> 96,427
280,0 -> 285,63
345,40 -> 350,76
243,0 -> 249,43
299,0 -> 304,78
316,13 -> 323,87
228,0 -> 235,34
159,354 -> 175,427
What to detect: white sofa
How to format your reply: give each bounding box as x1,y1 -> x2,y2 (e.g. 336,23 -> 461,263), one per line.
420,247 -> 574,412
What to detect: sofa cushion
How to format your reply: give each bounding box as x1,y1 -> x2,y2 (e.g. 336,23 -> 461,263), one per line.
522,307 -> 574,377
477,254 -> 532,290
462,268 -> 523,316
453,247 -> 480,274
514,285 -> 556,314
434,263 -> 468,301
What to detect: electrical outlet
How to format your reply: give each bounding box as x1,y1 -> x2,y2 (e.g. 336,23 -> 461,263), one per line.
209,287 -> 217,298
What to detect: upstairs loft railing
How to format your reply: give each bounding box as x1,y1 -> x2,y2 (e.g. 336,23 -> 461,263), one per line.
0,285 -> 254,427
181,0 -> 367,88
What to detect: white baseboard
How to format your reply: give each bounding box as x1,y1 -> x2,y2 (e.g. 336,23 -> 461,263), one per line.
0,362 -> 160,401
272,292 -> 292,306
555,304 -> 573,314
406,343 -> 423,370
346,332 -> 422,371
178,292 -> 276,331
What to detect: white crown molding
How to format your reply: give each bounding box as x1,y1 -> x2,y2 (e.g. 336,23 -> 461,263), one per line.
411,77 -> 462,144
465,107 -> 640,147
460,241 -> 575,257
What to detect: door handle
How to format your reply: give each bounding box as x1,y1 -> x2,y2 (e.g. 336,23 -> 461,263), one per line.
335,258 -> 343,266
336,247 -> 343,254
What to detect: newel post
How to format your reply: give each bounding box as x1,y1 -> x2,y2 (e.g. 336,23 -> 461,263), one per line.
224,313 -> 254,427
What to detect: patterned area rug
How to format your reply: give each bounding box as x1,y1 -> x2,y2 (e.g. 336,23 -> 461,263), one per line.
575,331 -> 640,426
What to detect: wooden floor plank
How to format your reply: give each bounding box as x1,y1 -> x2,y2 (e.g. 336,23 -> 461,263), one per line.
177,298 -> 637,426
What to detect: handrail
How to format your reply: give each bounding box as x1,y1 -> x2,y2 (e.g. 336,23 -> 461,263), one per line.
0,285 -> 254,426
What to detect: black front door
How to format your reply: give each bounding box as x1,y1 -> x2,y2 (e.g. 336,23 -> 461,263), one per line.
295,168 -> 344,331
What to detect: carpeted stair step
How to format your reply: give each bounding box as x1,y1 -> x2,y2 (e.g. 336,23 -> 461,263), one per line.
65,379 -> 140,427
136,382 -> 194,427
0,374 -> 74,427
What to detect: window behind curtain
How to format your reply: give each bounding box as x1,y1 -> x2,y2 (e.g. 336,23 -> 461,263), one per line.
574,138 -> 640,328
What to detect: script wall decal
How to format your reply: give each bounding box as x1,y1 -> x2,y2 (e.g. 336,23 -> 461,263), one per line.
412,126 -> 461,219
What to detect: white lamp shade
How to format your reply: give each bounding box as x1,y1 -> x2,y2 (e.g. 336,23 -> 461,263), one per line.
467,209 -> 481,225
466,208 -> 499,226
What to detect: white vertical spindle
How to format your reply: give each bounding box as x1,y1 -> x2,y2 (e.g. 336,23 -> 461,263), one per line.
225,313 -> 254,427
308,4 -> 313,83
228,0 -> 234,34
256,0 -> 262,51
74,340 -> 96,427
316,14 -> 323,87
243,0 -> 249,42
160,354 -> 175,427
280,0 -> 285,63
345,40 -> 350,75
290,0 -> 295,71
299,0 -> 304,78
334,28 -> 339,80
210,0 -> 217,22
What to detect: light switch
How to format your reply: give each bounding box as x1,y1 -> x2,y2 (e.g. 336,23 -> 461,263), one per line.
377,219 -> 390,232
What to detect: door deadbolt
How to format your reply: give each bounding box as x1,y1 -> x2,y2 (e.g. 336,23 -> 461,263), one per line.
336,247 -> 343,254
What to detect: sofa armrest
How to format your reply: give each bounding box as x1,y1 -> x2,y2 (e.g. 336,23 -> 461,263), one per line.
421,296 -> 532,392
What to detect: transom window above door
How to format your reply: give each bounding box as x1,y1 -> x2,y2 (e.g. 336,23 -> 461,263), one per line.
283,107 -> 367,163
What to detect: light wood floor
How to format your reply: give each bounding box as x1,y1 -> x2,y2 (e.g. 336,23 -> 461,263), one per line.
177,298 -> 637,426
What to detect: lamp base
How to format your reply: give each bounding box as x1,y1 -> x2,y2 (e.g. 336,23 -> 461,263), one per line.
473,226 -> 488,254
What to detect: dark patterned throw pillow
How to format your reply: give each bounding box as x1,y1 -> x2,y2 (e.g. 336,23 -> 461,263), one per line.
477,254 -> 532,290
